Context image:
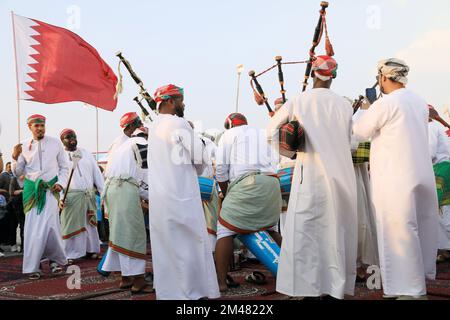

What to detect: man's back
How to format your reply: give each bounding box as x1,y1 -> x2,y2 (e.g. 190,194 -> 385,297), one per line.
148,114 -> 202,199
294,88 -> 352,160
217,125 -> 277,183
362,88 -> 432,186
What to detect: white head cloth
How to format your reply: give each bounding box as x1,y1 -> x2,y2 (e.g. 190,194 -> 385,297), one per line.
377,58 -> 410,85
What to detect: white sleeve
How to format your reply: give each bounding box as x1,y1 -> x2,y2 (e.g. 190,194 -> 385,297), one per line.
91,154 -> 105,194
215,133 -> 231,183
12,155 -> 26,178
353,100 -> 392,141
266,101 -> 291,146
176,120 -> 206,175
57,143 -> 70,187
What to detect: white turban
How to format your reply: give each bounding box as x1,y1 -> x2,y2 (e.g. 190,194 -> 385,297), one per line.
377,58 -> 410,85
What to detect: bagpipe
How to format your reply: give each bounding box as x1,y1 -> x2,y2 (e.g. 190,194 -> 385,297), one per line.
115,51 -> 157,121
248,2 -> 334,158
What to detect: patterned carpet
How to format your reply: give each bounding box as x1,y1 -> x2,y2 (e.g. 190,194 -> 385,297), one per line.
0,246 -> 449,300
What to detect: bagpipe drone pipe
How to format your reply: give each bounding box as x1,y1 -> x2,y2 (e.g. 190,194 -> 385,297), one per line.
248,2 -> 334,159
115,51 -> 157,121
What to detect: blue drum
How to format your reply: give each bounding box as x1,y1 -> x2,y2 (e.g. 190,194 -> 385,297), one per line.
198,177 -> 215,202
278,167 -> 294,196
238,231 -> 280,276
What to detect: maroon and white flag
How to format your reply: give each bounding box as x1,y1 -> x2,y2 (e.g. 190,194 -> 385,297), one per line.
12,13 -> 118,111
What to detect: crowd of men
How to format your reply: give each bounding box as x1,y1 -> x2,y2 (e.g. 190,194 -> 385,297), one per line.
1,55 -> 449,300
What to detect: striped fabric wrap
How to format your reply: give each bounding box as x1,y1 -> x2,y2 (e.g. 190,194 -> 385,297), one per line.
352,142 -> 371,164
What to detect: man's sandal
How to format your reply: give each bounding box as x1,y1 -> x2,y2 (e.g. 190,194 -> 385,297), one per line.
50,263 -> 63,275
245,271 -> 267,285
119,282 -> 133,290
29,272 -> 41,280
131,284 -> 155,295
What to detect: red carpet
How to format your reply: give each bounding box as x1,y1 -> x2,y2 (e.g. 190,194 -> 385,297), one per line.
1,246 -> 449,300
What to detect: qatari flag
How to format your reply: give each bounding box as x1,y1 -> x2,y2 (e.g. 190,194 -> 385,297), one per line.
12,13 -> 118,111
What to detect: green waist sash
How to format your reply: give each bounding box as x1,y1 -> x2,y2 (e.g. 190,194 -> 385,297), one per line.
219,171 -> 281,234
23,176 -> 59,215
434,161 -> 450,207
61,189 -> 97,239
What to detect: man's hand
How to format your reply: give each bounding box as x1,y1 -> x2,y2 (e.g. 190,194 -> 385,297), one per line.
12,144 -> 23,161
141,199 -> 149,211
360,100 -> 371,110
58,200 -> 66,211
52,184 -> 63,193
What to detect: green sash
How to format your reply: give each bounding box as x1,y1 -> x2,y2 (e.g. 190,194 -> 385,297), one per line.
103,176 -> 147,259
60,189 -> 97,239
23,176 -> 59,215
202,187 -> 219,235
219,172 -> 281,233
434,161 -> 450,207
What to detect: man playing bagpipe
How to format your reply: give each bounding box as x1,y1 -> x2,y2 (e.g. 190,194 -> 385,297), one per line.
100,126 -> 152,294
12,115 -> 70,280
428,106 -> 450,263
59,129 -> 104,264
215,113 -> 282,293
267,56 -> 358,300
148,84 -> 219,300
353,58 -> 439,300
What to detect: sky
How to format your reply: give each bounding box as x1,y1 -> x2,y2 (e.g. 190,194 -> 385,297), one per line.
0,0 -> 449,162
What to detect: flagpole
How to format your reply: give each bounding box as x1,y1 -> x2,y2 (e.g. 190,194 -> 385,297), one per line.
11,11 -> 21,143
96,107 -> 99,160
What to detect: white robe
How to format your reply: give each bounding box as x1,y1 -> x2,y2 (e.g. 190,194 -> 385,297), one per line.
148,114 -> 220,300
277,156 -> 296,235
267,88 -> 358,299
63,147 -> 104,259
104,133 -> 129,176
351,131 -> 379,267
354,163 -> 379,267
12,135 -> 70,273
353,88 -> 439,296
428,121 -> 450,250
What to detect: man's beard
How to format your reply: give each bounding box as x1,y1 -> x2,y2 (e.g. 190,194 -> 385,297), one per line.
175,106 -> 184,118
67,142 -> 77,151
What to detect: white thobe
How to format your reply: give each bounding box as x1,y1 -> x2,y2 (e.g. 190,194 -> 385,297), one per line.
200,136 -> 217,179
277,155 -> 296,234
216,125 -> 278,183
102,137 -> 148,276
267,88 -> 357,299
13,135 -> 70,273
353,88 -> 439,296
104,133 -> 129,176
199,136 -> 218,251
428,121 -> 450,250
63,147 -> 104,259
351,128 -> 379,267
148,114 -> 220,300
